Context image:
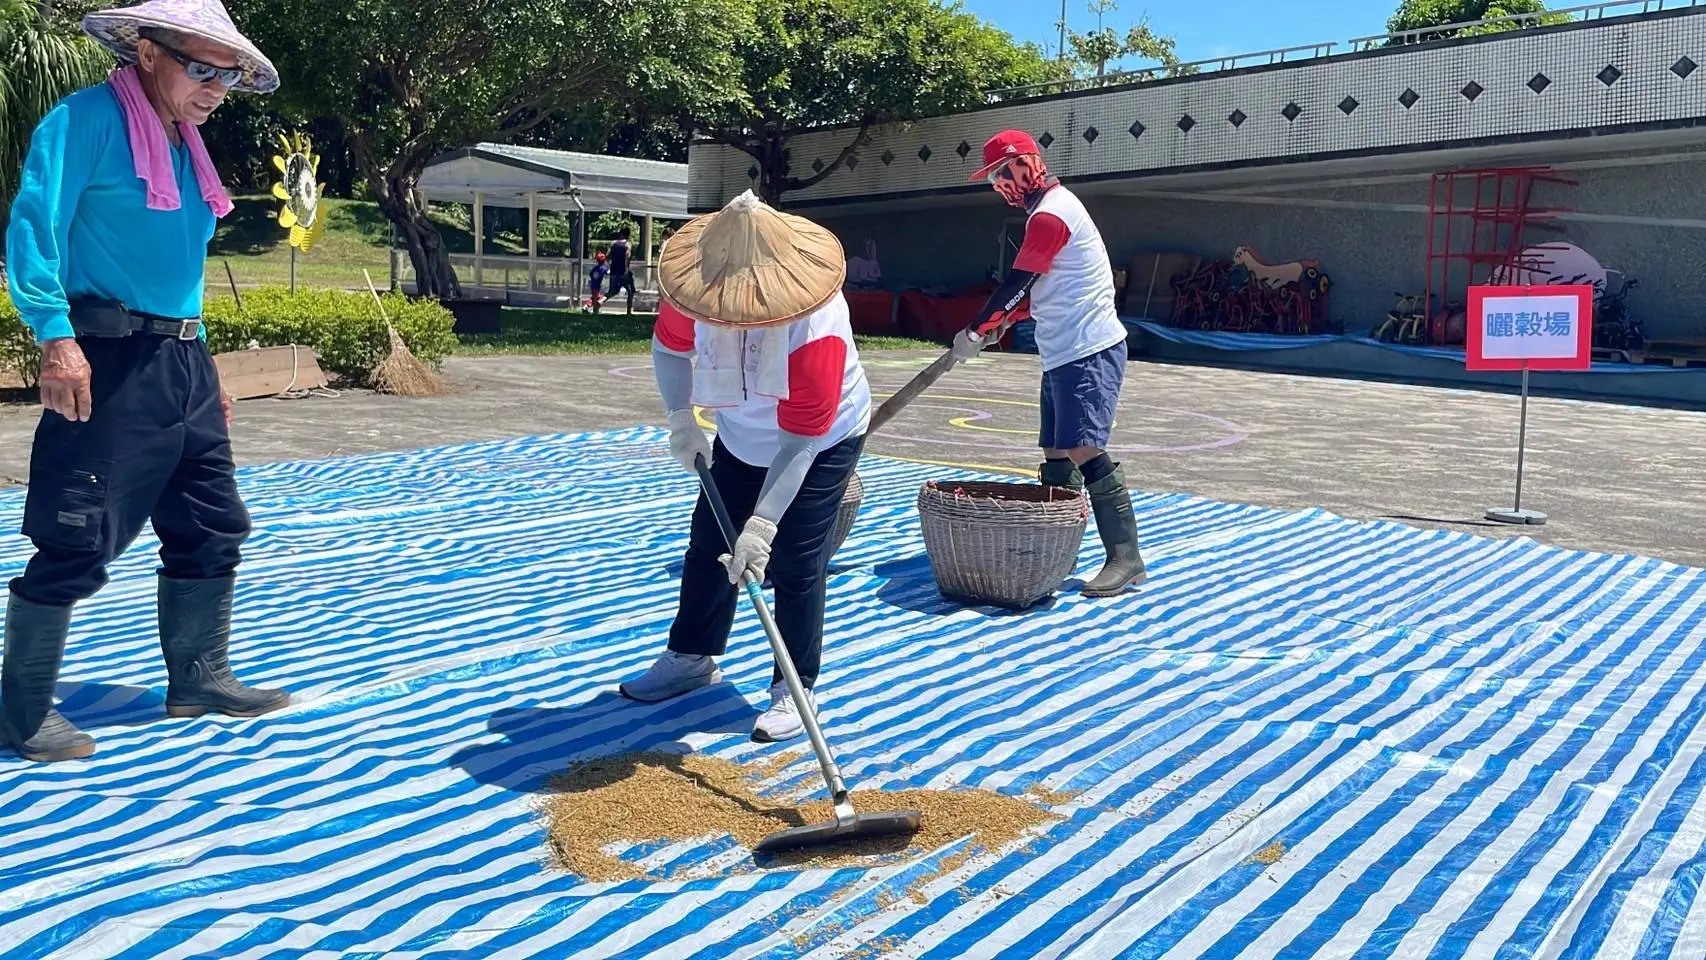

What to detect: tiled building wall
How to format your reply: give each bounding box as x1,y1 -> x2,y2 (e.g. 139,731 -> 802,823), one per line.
689,10 -> 1706,211
814,152 -> 1706,340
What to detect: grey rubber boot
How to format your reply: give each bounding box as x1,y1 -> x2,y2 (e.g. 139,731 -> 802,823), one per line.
1082,464 -> 1148,597
1038,458 -> 1085,493
159,575 -> 290,719
1,592 -> 96,762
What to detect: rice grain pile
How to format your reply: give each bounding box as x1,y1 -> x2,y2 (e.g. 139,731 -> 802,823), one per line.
540,751 -> 1063,883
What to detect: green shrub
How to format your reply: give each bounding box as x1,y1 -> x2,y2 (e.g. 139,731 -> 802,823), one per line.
0,285 -> 454,389
202,286 -> 457,380
0,289 -> 42,389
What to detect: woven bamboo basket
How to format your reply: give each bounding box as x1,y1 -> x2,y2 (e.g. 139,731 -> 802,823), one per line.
917,480 -> 1089,609
828,471 -> 863,557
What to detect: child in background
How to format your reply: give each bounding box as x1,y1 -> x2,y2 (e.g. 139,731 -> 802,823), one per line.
588,252 -> 608,313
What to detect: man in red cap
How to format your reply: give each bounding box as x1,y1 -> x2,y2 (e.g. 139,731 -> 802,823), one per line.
951,129 -> 1145,597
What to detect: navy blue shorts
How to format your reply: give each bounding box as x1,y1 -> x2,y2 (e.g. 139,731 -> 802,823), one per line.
1038,339 -> 1127,450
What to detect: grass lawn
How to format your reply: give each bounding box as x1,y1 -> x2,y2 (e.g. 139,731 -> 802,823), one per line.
454,308 -> 940,356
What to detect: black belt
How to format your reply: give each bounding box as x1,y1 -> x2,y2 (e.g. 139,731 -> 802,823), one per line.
67,298 -> 202,340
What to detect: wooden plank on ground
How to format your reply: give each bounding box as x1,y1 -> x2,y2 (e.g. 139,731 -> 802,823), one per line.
213,345 -> 329,399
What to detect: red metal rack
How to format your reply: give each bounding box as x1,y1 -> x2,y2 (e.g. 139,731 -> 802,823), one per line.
1424,166 -> 1576,345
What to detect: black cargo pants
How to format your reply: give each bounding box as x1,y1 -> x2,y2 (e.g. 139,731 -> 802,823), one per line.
10,331 -> 250,607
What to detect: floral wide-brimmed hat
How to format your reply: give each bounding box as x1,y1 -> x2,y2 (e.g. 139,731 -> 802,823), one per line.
82,0 -> 279,94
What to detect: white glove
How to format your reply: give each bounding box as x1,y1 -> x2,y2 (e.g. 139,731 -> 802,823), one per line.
950,328 -> 986,364
667,408 -> 712,472
720,516 -> 778,584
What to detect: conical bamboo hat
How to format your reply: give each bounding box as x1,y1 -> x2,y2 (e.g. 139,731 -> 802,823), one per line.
657,190 -> 846,327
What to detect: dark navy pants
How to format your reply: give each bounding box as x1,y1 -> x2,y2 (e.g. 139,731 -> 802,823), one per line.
10,334 -> 250,607
667,432 -> 863,689
1038,339 -> 1127,451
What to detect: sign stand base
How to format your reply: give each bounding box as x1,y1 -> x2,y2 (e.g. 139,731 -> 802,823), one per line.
1485,364 -> 1546,526
1486,507 -> 1548,525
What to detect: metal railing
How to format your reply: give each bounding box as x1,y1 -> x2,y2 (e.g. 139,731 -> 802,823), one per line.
983,0 -> 1702,103
389,250 -> 661,305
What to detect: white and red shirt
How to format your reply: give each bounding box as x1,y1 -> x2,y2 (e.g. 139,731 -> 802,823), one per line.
655,292 -> 872,467
1015,185 -> 1127,371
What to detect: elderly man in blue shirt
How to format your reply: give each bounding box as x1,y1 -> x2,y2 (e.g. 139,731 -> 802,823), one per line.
2,0 -> 288,763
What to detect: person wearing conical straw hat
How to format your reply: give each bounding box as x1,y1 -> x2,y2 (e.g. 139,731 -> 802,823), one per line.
1,0 -> 287,763
620,191 -> 872,744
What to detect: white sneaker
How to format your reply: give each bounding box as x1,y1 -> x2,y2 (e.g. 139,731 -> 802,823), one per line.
619,650 -> 722,703
752,681 -> 813,743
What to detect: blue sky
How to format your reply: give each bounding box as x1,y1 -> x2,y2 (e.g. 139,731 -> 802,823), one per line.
960,0 -> 1397,66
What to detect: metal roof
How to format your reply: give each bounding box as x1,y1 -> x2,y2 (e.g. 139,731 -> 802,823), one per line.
418,143 -> 689,220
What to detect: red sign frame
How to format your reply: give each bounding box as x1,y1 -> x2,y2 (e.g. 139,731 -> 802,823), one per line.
1466,284 -> 1594,372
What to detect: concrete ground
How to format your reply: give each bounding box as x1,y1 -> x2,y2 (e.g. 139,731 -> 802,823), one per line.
4,350 -> 1705,567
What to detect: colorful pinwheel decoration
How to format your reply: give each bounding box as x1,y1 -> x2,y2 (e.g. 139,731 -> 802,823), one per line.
271,131 -> 326,254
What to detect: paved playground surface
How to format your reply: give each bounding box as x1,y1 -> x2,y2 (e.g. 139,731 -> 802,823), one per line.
4,350 -> 1703,567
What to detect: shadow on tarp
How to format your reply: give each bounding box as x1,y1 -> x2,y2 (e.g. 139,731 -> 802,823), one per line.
52,681 -> 167,730
872,554 -> 1060,617
447,684 -> 763,794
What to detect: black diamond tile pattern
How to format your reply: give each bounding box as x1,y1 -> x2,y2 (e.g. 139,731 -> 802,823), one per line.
1082,126 -> 1099,144
1528,72 -> 1551,94
880,150 -> 895,166
1598,64 -> 1622,86
1038,131 -> 1055,149
1673,56 -> 1698,79
1281,102 -> 1301,122
1177,114 -> 1196,133
1398,88 -> 1419,109
746,166 -> 759,180
956,140 -> 971,159
811,158 -> 825,173
1338,96 -> 1359,115
1128,119 -> 1145,139
1228,109 -> 1246,128
917,144 -> 932,162
1461,81 -> 1484,101
845,154 -> 858,170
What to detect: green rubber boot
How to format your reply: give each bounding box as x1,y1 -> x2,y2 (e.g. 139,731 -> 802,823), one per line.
1082,464 -> 1147,597
160,576 -> 290,719
1038,458 -> 1084,493
1,592 -> 96,763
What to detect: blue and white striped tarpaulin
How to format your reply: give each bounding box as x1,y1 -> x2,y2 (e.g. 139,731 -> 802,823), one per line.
2,427 -> 1705,959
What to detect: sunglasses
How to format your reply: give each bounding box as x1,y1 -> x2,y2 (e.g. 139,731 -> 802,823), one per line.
148,38 -> 243,88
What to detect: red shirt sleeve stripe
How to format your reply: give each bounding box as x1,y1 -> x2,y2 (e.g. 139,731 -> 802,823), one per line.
776,336 -> 847,437
1012,212 -> 1071,274
654,300 -> 696,352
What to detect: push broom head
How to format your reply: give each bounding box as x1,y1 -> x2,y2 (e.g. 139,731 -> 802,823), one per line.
752,800 -> 922,857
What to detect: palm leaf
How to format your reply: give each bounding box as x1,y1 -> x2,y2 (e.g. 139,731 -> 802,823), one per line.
0,5 -> 112,226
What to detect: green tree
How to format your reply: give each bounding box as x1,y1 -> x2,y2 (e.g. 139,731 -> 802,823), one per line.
228,0 -> 750,297
1385,0 -> 1571,42
0,0 -> 112,231
682,0 -> 1063,207
1067,1 -> 1189,84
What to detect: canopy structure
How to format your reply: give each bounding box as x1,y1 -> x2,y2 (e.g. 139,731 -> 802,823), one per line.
419,143 -> 688,219
414,144 -> 689,299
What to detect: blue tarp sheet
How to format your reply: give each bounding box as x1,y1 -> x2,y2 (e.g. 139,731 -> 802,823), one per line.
1127,319 -> 1696,374
3,428 -> 1706,959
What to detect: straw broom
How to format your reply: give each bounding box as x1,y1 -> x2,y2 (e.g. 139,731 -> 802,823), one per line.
362,270 -> 449,397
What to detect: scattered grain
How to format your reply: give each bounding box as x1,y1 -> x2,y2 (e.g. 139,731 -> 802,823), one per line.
1249,841 -> 1286,866
540,751 -> 1060,884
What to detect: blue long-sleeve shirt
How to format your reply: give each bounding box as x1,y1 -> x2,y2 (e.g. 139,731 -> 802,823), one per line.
4,83 -> 214,344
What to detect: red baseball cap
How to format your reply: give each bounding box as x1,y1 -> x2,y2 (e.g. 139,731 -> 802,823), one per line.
969,129 -> 1041,181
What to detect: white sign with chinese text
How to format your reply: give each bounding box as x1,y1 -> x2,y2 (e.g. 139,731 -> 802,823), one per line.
1478,294 -> 1581,361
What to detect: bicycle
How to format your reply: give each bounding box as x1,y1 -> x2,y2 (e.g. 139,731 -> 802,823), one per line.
1375,292 -> 1430,344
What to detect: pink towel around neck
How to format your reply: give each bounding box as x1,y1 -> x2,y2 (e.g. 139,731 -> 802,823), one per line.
107,65 -> 233,218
